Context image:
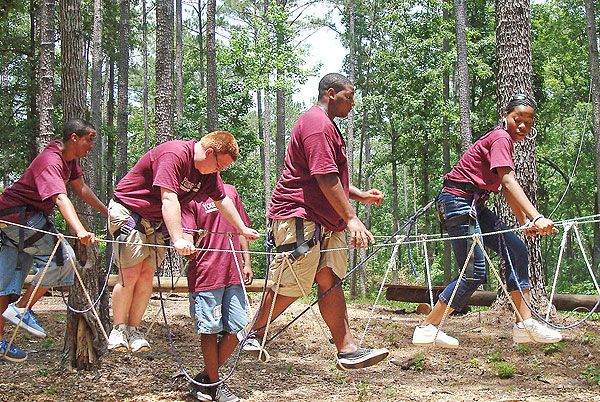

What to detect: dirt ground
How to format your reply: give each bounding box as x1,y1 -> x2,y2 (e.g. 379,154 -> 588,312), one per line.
1,294 -> 599,402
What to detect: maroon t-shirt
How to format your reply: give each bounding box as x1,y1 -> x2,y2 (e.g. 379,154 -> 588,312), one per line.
268,106 -> 349,232
445,126 -> 515,197
0,140 -> 83,222
181,184 -> 251,292
113,140 -> 225,221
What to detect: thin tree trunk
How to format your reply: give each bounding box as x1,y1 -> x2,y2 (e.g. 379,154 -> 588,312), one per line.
107,59 -> 115,201
455,0 -> 472,154
28,0 -> 38,162
495,0 -> 546,310
116,0 -> 129,181
156,0 -> 175,143
175,0 -> 183,120
584,0 -> 600,272
143,0 -> 150,152
274,0 -> 287,179
443,0 -> 452,285
390,119 -> 400,284
263,92 -> 272,227
360,136 -> 371,297
206,0 -> 217,131
198,0 -> 205,134
38,0 -> 55,152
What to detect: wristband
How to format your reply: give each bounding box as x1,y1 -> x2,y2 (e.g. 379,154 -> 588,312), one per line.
532,214 -> 545,224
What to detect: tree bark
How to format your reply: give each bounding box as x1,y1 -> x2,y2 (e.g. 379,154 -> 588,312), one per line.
263,91 -> 272,227
495,0 -> 546,310
116,0 -> 129,181
27,0 -> 39,162
206,0 -> 218,131
38,0 -> 55,152
143,0 -> 150,152
274,0 -> 287,179
156,0 -> 175,143
442,0 -> 452,285
584,0 -> 600,272
454,0 -> 472,154
60,0 -> 105,371
175,0 -> 184,120
198,0 -> 205,135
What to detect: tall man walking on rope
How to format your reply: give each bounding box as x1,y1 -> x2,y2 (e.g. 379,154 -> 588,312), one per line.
107,131 -> 259,353
243,73 -> 389,369
0,118 -> 108,362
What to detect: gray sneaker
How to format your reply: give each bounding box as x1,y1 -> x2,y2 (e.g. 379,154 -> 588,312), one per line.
190,373 -> 212,402
107,324 -> 129,352
337,347 -> 389,370
214,383 -> 240,402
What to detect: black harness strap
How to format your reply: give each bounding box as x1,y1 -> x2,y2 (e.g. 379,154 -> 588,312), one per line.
275,217 -> 320,261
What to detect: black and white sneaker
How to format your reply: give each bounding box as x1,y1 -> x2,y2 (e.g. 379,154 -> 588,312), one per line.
190,373 -> 213,402
336,347 -> 389,370
214,383 -> 240,402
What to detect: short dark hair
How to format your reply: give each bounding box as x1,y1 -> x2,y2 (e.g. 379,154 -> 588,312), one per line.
318,73 -> 352,99
62,118 -> 96,142
505,94 -> 537,114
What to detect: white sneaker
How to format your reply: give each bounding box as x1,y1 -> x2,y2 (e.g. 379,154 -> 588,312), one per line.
412,324 -> 459,348
128,326 -> 151,353
242,337 -> 270,362
513,318 -> 562,344
107,324 -> 129,352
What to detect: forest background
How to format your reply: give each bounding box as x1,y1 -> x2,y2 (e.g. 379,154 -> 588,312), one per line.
1,0 -> 600,369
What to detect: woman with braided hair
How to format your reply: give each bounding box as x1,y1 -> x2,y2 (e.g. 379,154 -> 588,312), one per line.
412,94 -> 563,348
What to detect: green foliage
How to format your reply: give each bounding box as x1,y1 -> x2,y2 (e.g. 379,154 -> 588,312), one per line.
486,351 -> 503,362
581,365 -> 600,385
515,344 -> 531,355
470,357 -> 480,367
492,362 -> 515,379
541,342 -> 565,355
410,354 -> 425,371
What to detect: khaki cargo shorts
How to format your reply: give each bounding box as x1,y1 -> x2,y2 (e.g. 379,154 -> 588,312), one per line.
269,218 -> 347,298
108,199 -> 167,270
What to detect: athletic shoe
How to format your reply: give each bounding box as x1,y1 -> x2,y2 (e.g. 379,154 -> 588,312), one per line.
242,337 -> 270,363
412,324 -> 459,348
2,303 -> 46,337
128,326 -> 150,353
513,318 -> 563,344
107,324 -> 129,352
190,373 -> 213,402
0,339 -> 27,362
336,347 -> 389,370
214,383 -> 240,402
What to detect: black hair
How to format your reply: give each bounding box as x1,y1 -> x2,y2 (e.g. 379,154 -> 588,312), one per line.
62,118 -> 95,142
505,94 -> 537,114
318,73 -> 352,99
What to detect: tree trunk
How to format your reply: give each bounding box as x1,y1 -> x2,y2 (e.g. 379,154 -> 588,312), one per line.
115,0 -> 129,181
175,0 -> 183,120
38,0 -> 55,152
584,0 -> 600,272
156,0 -> 175,143
274,0 -> 287,179
60,0 -> 106,371
27,0 -> 38,162
454,0 -> 472,154
263,91 -> 272,227
206,0 -> 217,131
390,119 -> 400,284
495,0 -> 546,310
143,0 -> 150,152
107,59 -> 115,201
198,0 -> 205,135
442,0 -> 452,285
360,136 -> 371,297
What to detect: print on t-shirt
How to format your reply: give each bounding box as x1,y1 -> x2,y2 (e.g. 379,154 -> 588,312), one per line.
202,201 -> 218,214
180,177 -> 203,193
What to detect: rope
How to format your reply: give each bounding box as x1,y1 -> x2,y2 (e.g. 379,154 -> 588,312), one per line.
60,252 -> 113,314
422,234 -> 435,308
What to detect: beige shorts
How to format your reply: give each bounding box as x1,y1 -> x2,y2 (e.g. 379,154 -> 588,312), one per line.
108,199 -> 167,270
269,218 -> 347,298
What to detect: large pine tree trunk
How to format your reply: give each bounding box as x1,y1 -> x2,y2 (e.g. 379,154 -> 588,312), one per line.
197,0 -> 205,135
156,0 -> 175,143
206,0 -> 218,131
60,0 -> 105,371
584,0 -> 600,272
27,0 -> 38,162
175,0 -> 184,120
495,0 -> 546,310
38,0 -> 55,152
263,92 -> 272,226
116,0 -> 129,182
454,0 -> 472,154
274,0 -> 287,179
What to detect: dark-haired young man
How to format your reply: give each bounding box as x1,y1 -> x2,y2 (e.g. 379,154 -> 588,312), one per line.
0,118 -> 108,362
244,73 -> 389,370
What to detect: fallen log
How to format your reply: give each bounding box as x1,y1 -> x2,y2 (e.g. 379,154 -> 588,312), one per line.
24,275 -> 269,293
385,284 -> 600,312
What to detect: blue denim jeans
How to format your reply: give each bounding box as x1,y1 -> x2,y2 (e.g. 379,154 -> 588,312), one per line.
189,285 -> 248,335
436,190 -> 529,311
0,213 -> 75,296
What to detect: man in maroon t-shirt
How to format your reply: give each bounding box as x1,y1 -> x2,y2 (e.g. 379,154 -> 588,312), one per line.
182,184 -> 252,401
244,73 -> 389,370
0,118 -> 107,362
107,131 -> 259,354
